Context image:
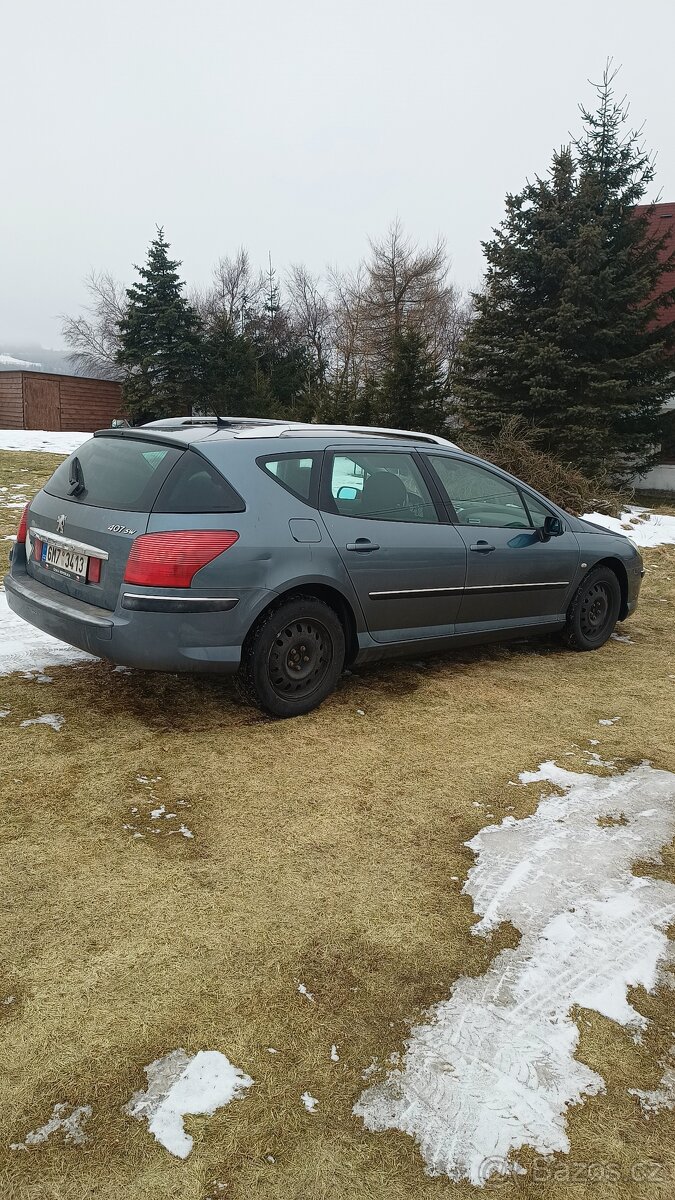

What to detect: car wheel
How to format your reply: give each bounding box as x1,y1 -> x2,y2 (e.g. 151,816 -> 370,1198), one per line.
561,566 -> 622,651
238,595 -> 346,717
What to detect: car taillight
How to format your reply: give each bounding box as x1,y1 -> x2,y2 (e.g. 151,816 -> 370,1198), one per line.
123,530 -> 239,588
16,504 -> 29,543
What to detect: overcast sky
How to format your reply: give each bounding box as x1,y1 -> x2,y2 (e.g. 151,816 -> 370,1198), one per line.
3,0 -> 675,349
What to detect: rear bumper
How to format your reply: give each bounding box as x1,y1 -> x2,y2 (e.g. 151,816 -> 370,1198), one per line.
4,571 -> 273,674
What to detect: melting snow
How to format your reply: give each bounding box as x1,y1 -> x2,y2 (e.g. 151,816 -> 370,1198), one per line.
125,1048 -> 253,1159
354,761 -> 675,1186
0,429 -> 92,455
301,1091 -> 318,1113
297,982 -> 315,1003
581,506 -> 675,547
0,592 -> 96,676
11,1103 -> 92,1150
20,713 -> 64,731
599,716 -> 621,726
330,1044 -> 340,1062
630,1046 -> 675,1115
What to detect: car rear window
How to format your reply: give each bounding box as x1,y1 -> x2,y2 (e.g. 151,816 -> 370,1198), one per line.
44,437 -> 182,512
153,451 -> 245,513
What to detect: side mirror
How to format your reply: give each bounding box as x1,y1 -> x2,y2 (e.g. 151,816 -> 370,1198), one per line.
337,485 -> 359,501
541,515 -> 564,539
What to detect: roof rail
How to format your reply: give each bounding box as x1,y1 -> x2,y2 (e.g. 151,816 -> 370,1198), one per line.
275,423 -> 459,448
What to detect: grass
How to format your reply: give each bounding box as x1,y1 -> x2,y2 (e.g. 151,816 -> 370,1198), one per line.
1,449 -> 675,1199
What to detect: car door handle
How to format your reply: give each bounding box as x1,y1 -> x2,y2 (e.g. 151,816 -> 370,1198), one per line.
469,541 -> 496,553
346,539 -> 380,552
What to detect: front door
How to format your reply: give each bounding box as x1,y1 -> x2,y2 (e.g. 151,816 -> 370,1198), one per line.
424,453 -> 580,632
319,447 -> 467,644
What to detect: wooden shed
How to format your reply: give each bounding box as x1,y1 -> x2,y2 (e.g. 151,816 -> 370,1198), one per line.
0,371 -> 124,432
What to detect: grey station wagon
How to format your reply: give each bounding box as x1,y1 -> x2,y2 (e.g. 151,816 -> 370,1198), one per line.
6,418 -> 643,717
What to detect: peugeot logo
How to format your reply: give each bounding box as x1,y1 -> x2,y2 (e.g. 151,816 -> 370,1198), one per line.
56,514 -> 66,534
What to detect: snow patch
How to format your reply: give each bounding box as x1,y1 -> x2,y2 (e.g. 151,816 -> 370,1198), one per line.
20,713 -> 64,731
0,592 -> 96,676
301,1091 -> 318,1113
630,1047 -> 675,1115
330,1044 -> 340,1062
11,1103 -> 92,1150
0,429 -> 91,455
125,1048 -> 253,1159
354,761 -> 675,1186
581,506 -> 675,547
297,982 -> 315,1003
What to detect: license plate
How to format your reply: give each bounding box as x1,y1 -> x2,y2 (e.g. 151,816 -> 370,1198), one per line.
41,540 -> 89,580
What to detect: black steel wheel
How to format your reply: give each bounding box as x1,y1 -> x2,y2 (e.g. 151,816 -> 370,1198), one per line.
561,566 -> 622,651
238,595 -> 345,717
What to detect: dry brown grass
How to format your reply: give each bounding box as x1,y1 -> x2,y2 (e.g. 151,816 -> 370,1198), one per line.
1,451 -> 675,1199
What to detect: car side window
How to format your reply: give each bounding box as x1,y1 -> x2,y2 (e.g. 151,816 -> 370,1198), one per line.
522,493 -> 556,528
328,451 -> 439,523
427,455 -> 531,529
259,454 -> 317,502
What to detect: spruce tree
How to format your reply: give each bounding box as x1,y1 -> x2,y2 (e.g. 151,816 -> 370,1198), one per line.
377,328 -> 448,435
454,67 -> 675,481
117,229 -> 205,422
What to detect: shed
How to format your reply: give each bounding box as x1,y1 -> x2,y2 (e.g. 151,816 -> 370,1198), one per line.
0,371 -> 124,432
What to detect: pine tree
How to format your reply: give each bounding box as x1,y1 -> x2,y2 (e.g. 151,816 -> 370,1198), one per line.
117,229 -> 205,421
377,327 -> 448,435
454,66 -> 675,481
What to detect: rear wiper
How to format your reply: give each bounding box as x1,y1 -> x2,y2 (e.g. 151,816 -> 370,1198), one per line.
69,455 -> 85,496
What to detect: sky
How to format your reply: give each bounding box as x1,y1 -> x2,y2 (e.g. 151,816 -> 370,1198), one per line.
2,0 -> 675,349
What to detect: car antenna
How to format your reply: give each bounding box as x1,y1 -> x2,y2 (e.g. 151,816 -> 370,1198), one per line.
203,403 -> 228,428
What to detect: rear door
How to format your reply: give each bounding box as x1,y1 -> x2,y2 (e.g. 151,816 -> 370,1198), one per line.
318,446 -> 467,644
26,435 -> 183,609
424,453 -> 580,631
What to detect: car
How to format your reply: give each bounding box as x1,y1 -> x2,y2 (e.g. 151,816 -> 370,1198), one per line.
5,418 -> 644,717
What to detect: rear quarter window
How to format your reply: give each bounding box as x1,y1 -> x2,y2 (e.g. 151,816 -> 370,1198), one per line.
153,451 -> 245,513
44,437 -> 182,511
258,453 -> 319,503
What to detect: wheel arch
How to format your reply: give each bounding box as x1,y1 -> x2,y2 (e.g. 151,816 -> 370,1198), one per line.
243,582 -> 360,665
590,556 -> 629,620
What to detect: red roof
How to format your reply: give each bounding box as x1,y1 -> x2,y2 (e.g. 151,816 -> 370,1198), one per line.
634,202 -> 675,328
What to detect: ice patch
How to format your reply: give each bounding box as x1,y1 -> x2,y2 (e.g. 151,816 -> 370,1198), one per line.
11,1103 -> 92,1150
581,506 -> 675,547
20,713 -> 64,731
125,1048 -> 253,1159
0,592 -> 96,676
354,761 -> 675,1185
297,982 -> 315,1003
301,1091 -> 318,1113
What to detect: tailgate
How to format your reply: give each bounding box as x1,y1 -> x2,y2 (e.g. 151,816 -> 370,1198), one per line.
23,435 -> 183,611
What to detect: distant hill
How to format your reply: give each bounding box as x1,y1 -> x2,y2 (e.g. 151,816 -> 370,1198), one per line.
0,344 -> 108,377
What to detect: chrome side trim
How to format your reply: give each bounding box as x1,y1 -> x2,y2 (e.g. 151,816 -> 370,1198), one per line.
369,581 -> 570,599
30,527 -> 109,560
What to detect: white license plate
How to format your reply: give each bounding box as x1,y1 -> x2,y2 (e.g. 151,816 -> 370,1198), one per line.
42,540 -> 89,580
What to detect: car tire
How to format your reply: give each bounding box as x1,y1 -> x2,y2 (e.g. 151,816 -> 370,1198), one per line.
238,595 -> 346,717
561,566 -> 622,651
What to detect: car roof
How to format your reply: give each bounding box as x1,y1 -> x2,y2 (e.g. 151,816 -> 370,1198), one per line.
98,417 -> 461,452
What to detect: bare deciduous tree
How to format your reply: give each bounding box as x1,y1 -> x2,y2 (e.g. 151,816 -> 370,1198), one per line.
61,270 -> 127,378
193,248 -> 266,330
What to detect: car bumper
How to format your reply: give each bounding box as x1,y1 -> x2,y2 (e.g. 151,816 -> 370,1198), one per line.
4,571 -> 274,674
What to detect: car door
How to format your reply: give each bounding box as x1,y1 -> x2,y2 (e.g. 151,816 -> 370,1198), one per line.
318,447 -> 467,644
424,453 -> 580,632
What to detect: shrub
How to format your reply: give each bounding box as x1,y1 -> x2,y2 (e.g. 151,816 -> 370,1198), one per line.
459,418 -> 626,517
